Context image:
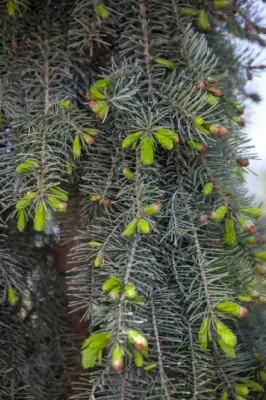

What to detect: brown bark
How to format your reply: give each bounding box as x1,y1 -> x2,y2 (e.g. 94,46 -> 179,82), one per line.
52,185 -> 88,398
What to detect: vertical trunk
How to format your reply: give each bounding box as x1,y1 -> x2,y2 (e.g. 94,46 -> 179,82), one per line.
52,185 -> 88,398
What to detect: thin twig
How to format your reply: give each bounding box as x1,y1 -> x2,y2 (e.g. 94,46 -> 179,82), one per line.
188,323 -> 198,400
138,0 -> 153,98
151,293 -> 171,400
200,153 -> 231,207
117,239 -> 138,336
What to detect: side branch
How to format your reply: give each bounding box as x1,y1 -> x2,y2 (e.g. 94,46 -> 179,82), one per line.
151,294 -> 171,400
138,0 -> 153,97
191,221 -> 214,318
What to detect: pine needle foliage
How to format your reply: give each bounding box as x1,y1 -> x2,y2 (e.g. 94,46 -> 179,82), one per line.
1,0 -> 266,399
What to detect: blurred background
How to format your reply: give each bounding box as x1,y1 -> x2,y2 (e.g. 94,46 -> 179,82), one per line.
245,65 -> 266,208
244,5 -> 266,209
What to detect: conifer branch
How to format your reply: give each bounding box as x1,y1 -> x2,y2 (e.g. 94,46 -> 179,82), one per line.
116,239 -> 138,337
200,153 -> 231,207
151,293 -> 171,400
102,151 -> 118,199
170,0 -> 179,25
176,160 -> 215,318
188,323 -> 198,400
138,0 -> 153,97
89,369 -> 108,400
192,220 -> 214,318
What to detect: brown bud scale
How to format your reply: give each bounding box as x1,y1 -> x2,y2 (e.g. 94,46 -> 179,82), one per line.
208,87 -> 222,97
238,306 -> 248,319
258,266 -> 266,277
246,222 -> 256,234
198,215 -> 208,223
237,158 -> 249,167
195,80 -> 205,91
112,359 -> 123,371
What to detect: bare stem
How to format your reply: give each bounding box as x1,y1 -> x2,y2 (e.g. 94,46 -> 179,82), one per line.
188,323 -> 198,400
138,0 -> 153,98
151,294 -> 171,400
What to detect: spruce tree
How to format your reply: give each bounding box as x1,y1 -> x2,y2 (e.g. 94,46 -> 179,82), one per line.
1,0 -> 266,399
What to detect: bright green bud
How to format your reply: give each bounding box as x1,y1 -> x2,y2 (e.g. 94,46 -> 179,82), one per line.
194,117 -> 204,126
240,378 -> 263,392
210,205 -> 228,221
49,187 -> 68,202
89,194 -> 101,202
154,132 -> 174,150
255,252 -> 266,261
83,133 -> 95,145
237,215 -> 256,234
17,210 -> 27,232
81,332 -> 111,369
134,351 -> 144,368
237,295 -> 252,303
260,370 -> 266,384
72,135 -> 81,159
34,201 -> 46,232
216,301 -> 240,317
89,101 -> 109,119
204,93 -> 219,106
58,98 -> 72,109
94,253 -> 103,268
66,161 -> 72,175
197,125 -> 210,135
240,207 -> 262,219
109,286 -> 121,301
215,320 -> 237,347
102,276 -> 121,293
111,345 -> 123,371
83,128 -> 99,137
144,362 -> 158,371
144,202 -> 162,215
16,192 -> 38,211
203,182 -> 213,195
217,338 -> 236,358
220,392 -> 228,400
154,128 -> 178,138
123,168 -> 135,180
122,219 -> 138,238
187,140 -> 206,152
16,160 -> 38,174
87,86 -> 106,101
137,218 -> 152,234
124,283 -> 137,300
88,241 -> 103,248
122,131 -> 143,149
214,0 -> 232,7
180,7 -> 198,16
224,216 -> 236,246
7,0 -> 16,16
125,329 -> 148,351
198,317 -> 209,350
235,385 -> 249,397
154,58 -> 176,69
141,136 -> 154,165
93,77 -> 111,90
231,100 -> 244,114
198,9 -> 211,31
97,3 -> 110,20
8,288 -> 18,306
47,196 -> 67,212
